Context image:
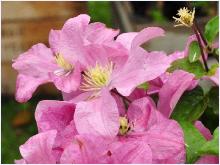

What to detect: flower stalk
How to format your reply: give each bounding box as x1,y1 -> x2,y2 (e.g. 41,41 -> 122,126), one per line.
192,24 -> 209,72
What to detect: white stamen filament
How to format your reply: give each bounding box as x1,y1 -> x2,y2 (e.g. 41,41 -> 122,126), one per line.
80,62 -> 113,92
54,53 -> 73,76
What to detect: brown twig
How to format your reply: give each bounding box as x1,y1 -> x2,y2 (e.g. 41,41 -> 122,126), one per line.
192,25 -> 209,72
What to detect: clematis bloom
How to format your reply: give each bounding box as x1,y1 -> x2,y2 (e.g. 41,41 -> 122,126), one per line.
73,97 -> 185,163
12,14 -> 119,103
72,27 -> 171,138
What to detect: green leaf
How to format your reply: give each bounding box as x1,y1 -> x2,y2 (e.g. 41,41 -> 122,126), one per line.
171,86 -> 208,122
188,41 -> 201,63
137,82 -> 149,90
205,16 -> 219,43
167,57 -> 206,79
178,120 -> 207,163
207,86 -> 219,115
198,127 -> 219,155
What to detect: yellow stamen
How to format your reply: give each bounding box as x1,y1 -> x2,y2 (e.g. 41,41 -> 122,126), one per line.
173,7 -> 195,27
119,117 -> 130,135
55,53 -> 73,71
80,62 -> 113,92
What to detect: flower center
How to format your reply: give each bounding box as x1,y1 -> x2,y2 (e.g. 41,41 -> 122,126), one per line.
119,117 -> 131,135
80,62 -> 113,91
54,53 -> 73,76
173,7 -> 195,27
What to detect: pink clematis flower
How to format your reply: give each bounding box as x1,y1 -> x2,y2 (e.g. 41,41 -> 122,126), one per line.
12,14 -> 119,103
16,97 -> 185,164
72,97 -> 185,163
16,100 -> 77,163
194,121 -> 219,164
72,27 -> 171,138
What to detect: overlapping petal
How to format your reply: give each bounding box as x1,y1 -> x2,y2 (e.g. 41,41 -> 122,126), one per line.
127,97 -> 185,162
74,88 -> 120,138
60,134 -> 111,164
109,138 -> 153,163
157,70 -> 195,118
112,50 -> 171,96
19,130 -> 57,164
35,100 -> 77,148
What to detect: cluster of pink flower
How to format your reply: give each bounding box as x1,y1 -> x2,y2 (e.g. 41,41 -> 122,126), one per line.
12,14 -> 218,164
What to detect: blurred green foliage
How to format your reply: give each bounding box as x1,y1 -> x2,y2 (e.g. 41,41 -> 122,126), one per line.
149,8 -> 167,24
1,94 -> 61,164
88,1 -> 113,27
1,99 -> 37,163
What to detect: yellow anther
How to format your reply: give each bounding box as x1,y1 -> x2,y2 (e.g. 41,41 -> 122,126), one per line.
80,62 -> 113,92
55,53 -> 73,71
173,7 -> 195,27
119,117 -> 130,135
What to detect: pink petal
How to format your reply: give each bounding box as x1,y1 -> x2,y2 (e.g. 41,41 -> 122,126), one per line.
168,51 -> 185,63
128,88 -> 147,101
15,74 -> 49,103
12,43 -> 56,76
19,130 -> 57,164
84,44 -> 111,67
157,70 -> 195,118
49,15 -> 90,65
153,149 -> 186,163
12,43 -> 56,102
35,100 -> 77,148
49,62 -> 82,93
62,90 -> 84,101
146,118 -> 185,161
67,91 -> 94,104
60,134 -> 110,163
85,22 -> 119,44
109,138 -> 152,163
127,97 -> 157,132
35,100 -> 75,133
116,32 -> 138,50
131,27 -> 165,51
74,88 -> 120,138
15,159 -> 26,164
59,120 -> 78,148
111,93 -> 126,116
194,121 -> 213,141
196,155 -> 219,164
147,73 -> 170,95
62,14 -> 90,34
62,90 -> 93,103
112,50 -> 170,96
